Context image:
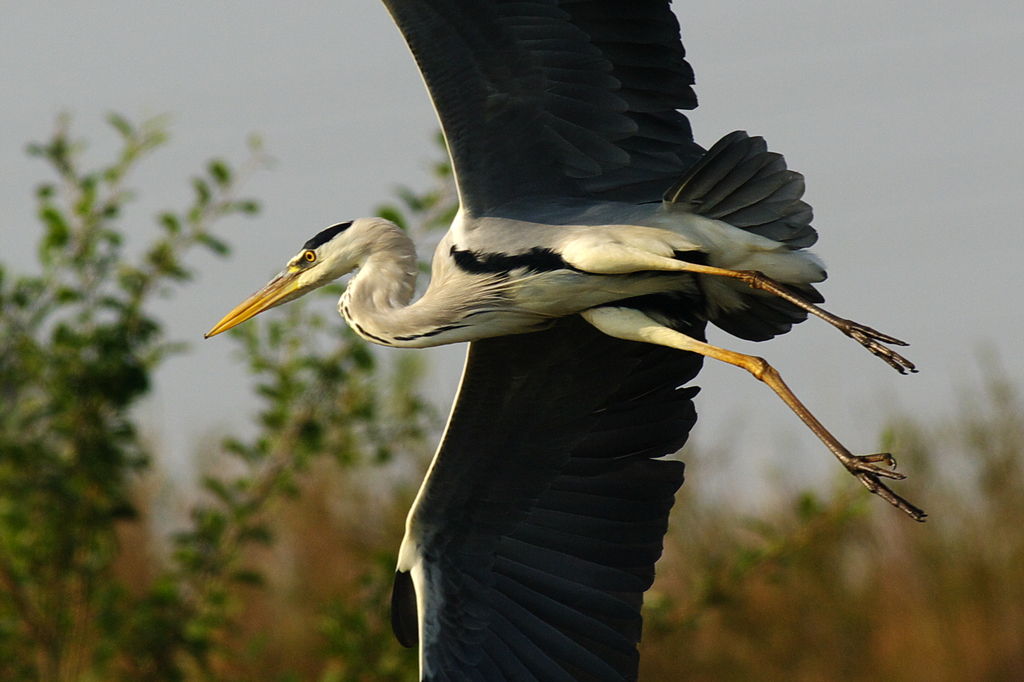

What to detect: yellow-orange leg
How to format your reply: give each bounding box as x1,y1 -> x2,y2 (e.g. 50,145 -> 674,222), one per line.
583,306 -> 927,521
567,236 -> 914,373
674,262 -> 917,375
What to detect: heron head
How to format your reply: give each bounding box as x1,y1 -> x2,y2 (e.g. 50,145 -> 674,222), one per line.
205,220 -> 363,338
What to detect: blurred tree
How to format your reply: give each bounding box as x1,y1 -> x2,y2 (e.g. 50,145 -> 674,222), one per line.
0,113 -> 435,682
0,113 -> 263,682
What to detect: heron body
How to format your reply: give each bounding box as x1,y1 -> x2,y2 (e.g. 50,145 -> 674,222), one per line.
207,1 -> 922,679
219,135 -> 827,350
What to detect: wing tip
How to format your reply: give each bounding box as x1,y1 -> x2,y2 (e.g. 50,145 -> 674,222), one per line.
392,569 -> 419,648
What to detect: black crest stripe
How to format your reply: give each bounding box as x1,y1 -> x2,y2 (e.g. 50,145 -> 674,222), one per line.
303,221 -> 353,250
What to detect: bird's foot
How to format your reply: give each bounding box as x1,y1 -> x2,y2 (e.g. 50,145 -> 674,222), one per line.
841,451 -> 903,478
840,320 -> 917,375
839,451 -> 928,521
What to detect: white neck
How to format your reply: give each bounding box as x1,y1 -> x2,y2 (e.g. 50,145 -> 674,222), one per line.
340,223 -> 485,348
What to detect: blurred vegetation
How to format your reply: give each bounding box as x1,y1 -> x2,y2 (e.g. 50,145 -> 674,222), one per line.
641,356 -> 1024,681
1,118 -> 1022,682
0,113 -> 266,682
0,114 -> 430,681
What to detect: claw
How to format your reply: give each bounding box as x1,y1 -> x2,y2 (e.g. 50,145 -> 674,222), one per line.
844,452 -> 905,480
848,324 -> 909,347
835,451 -> 926,520
857,452 -> 897,467
846,323 -> 917,374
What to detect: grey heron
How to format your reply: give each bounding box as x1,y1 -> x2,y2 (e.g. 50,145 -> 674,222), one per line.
207,1 -> 923,679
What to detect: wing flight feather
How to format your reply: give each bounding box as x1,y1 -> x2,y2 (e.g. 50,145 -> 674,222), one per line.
399,314 -> 704,681
381,0 -> 704,214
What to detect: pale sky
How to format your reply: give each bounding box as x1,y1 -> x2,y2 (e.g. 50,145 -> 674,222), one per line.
2,1 -> 1022,505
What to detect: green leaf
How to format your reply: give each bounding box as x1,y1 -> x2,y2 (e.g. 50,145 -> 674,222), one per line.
208,159 -> 231,188
54,286 -> 82,304
230,569 -> 264,586
159,212 -> 181,235
192,177 -> 211,207
202,477 -> 237,506
197,233 -> 230,256
237,525 -> 273,545
234,199 -> 260,215
38,206 -> 70,261
106,112 -> 134,139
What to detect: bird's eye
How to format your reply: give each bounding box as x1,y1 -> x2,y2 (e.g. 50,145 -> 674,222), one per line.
303,250 -> 317,263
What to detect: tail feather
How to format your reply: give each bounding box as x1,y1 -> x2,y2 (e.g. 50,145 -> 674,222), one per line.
712,290 -> 824,342
664,131 -> 825,341
665,135 -> 776,210
664,131 -> 817,249
705,166 -> 791,216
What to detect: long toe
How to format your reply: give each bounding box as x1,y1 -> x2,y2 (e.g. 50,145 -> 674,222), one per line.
856,473 -> 928,521
847,454 -> 906,481
848,327 -> 917,373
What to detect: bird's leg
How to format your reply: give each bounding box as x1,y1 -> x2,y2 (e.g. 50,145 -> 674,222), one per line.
561,234 -> 913,372
689,263 -> 915,374
667,261 -> 916,375
582,306 -> 927,521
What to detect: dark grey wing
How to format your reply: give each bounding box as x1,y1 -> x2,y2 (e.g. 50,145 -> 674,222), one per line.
393,315 -> 704,681
381,0 -> 704,216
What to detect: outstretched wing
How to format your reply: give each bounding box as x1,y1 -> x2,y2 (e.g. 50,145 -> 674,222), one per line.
381,0 -> 704,215
393,315 -> 705,681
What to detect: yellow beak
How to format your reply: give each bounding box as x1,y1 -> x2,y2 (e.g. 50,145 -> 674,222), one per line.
205,272 -> 302,338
